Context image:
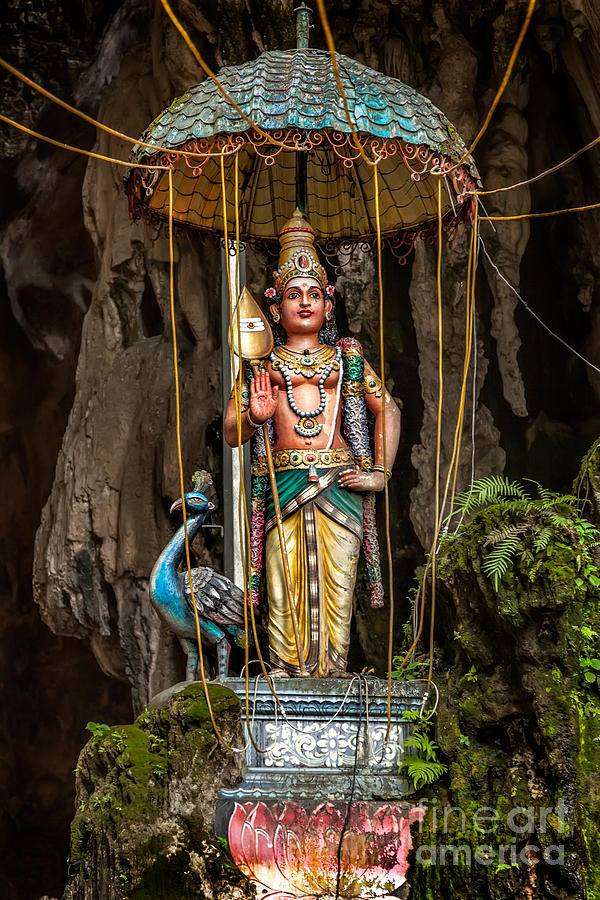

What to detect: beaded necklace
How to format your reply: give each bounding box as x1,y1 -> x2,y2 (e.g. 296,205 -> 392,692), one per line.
270,345 -> 342,438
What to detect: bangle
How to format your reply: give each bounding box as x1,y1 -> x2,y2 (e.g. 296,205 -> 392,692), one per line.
245,408 -> 263,429
373,464 -> 392,480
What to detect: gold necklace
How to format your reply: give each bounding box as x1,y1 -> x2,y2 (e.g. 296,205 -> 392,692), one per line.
271,344 -> 339,379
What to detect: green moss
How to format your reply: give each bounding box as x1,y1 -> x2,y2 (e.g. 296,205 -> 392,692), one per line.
68,683 -> 248,898
409,470 -> 600,898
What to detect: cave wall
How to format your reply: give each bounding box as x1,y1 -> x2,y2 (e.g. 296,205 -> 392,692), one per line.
2,1 -> 600,897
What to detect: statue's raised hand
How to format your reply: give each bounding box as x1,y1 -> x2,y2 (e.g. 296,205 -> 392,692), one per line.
250,369 -> 279,425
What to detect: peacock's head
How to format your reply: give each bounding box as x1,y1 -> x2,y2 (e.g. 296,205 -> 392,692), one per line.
169,491 -> 215,518
169,470 -> 216,519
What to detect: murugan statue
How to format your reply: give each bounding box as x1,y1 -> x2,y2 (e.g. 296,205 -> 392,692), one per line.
224,211 -> 401,677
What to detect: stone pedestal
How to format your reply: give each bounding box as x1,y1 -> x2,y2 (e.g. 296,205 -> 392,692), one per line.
216,676 -> 426,900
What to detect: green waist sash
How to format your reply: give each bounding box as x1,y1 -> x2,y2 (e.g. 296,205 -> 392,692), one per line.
265,467 -> 363,526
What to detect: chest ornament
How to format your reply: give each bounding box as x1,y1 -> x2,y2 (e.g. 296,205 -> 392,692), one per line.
270,345 -> 342,438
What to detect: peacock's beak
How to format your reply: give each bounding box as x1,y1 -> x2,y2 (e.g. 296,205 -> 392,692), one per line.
169,498 -> 183,515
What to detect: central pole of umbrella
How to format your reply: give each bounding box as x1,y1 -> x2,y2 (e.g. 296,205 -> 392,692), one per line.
294,4 -> 312,216
295,2 -> 312,49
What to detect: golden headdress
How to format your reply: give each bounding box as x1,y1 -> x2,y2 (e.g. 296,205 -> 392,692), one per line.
266,209 -> 331,299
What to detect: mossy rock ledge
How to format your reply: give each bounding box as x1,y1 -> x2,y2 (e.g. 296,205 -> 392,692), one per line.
409,459 -> 600,898
64,683 -> 254,900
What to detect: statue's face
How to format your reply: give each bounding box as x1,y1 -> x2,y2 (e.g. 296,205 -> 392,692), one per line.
271,276 -> 332,337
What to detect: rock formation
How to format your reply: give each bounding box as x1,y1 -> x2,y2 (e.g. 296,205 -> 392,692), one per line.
63,682 -> 252,900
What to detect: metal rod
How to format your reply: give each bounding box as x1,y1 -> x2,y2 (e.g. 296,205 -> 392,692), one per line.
221,240 -> 249,586
295,2 -> 312,49
295,150 -> 308,215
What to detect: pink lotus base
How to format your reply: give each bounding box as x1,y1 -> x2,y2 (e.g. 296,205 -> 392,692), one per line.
228,799 -> 425,899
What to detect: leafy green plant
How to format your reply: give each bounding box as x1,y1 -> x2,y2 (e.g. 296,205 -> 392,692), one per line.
580,657 -> 600,688
445,476 -> 600,592
400,727 -> 447,790
464,665 -> 478,683
390,655 -> 428,681
86,721 -> 111,739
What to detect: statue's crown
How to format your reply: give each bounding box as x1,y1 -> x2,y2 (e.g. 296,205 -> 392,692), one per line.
271,209 -> 330,297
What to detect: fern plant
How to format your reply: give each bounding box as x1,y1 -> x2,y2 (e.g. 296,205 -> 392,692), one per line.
400,720 -> 447,790
443,476 -> 600,592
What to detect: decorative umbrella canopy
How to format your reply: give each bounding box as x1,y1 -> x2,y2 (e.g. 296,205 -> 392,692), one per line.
126,47 -> 479,249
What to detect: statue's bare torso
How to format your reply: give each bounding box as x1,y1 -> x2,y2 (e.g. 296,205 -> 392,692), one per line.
266,352 -> 346,451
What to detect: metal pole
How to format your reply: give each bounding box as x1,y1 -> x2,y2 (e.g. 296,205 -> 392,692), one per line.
221,239 -> 249,587
295,2 -> 312,49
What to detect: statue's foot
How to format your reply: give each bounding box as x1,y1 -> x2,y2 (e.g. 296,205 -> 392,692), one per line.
270,667 -> 291,678
327,668 -> 354,679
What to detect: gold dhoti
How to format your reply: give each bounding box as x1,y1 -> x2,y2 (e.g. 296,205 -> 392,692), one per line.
265,453 -> 363,676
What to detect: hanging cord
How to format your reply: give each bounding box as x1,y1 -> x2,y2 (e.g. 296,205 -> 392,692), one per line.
480,200 -> 600,220
0,57 -> 234,162
219,154 -> 283,751
425,179 -> 445,688
437,212 -> 475,531
223,153 -> 269,753
220,154 -> 286,708
334,675 -> 365,900
442,204 -> 479,525
473,134 -> 600,198
479,237 -> 600,376
373,161 -> 395,738
231,673 -> 265,756
314,0 -> 375,168
0,112 -> 170,171
168,169 -> 229,744
460,293 -> 479,530
399,198 -> 479,671
269,674 -> 362,738
400,206 -> 477,674
396,181 -> 450,681
3,92 -> 272,749
160,0 -> 300,152
451,0 -> 537,171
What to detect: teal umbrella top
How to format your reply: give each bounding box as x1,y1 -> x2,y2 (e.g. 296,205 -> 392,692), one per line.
127,49 -> 479,246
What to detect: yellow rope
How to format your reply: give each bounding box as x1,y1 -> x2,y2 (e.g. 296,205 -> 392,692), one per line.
219,154 -> 282,741
481,201 -> 600,220
314,0 -> 374,167
231,161 -> 271,751
373,162 -> 394,733
0,57 -> 232,162
4,98 -> 268,745
473,134 -> 600,198
168,169 -> 226,743
448,209 -> 478,515
426,179 -> 445,687
439,205 -> 477,525
0,112 -> 170,170
453,0 -> 536,169
160,0 -> 294,152
396,203 -> 477,675
220,155 -> 267,752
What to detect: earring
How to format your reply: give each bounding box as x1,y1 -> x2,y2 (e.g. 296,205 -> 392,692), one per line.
272,311 -> 280,323
325,311 -> 332,321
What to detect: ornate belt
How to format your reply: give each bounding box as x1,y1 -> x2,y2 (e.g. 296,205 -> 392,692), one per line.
272,448 -> 354,472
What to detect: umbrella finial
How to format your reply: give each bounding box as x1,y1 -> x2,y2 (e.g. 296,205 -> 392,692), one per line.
295,2 -> 312,49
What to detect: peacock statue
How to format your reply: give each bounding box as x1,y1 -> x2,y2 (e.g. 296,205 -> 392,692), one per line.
149,472 -> 249,680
